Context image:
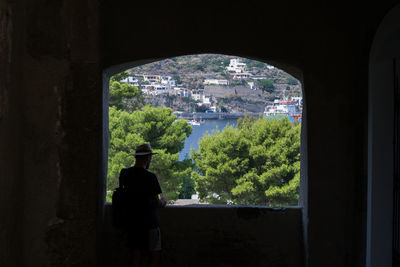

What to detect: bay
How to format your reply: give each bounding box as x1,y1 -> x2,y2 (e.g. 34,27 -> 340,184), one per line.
179,119 -> 238,160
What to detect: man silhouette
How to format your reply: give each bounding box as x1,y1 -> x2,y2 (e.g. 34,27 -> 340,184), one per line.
118,144 -> 166,267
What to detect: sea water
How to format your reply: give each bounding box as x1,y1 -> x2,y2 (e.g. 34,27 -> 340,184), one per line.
179,119 -> 237,160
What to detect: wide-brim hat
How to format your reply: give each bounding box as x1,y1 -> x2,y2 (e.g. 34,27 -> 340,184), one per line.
129,143 -> 159,156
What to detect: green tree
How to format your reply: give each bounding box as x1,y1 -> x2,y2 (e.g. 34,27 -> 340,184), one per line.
222,58 -> 231,66
257,79 -> 275,93
109,72 -> 144,111
195,104 -> 209,113
245,59 -> 267,69
191,126 -> 251,203
191,117 -> 300,206
236,114 -> 257,129
173,74 -> 181,84
178,160 -> 196,199
110,71 -> 130,83
109,81 -> 144,111
107,105 -> 193,201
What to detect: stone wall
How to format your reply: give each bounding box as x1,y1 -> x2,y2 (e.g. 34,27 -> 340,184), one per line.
0,1 -> 23,266
204,85 -> 267,101
102,205 -> 304,267
0,0 -> 103,266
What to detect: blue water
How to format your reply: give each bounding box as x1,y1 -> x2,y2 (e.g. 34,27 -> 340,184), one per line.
179,119 -> 237,160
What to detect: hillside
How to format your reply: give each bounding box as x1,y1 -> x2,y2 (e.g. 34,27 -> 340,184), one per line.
128,54 -> 302,113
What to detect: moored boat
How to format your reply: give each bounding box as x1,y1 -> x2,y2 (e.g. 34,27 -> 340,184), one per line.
264,97 -> 302,123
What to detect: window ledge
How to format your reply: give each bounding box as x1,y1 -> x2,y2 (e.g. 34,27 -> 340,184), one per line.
105,202 -> 301,210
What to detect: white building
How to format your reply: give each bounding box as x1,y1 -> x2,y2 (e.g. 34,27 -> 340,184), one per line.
247,81 -> 257,89
203,79 -> 229,85
202,95 -> 211,105
232,73 -> 252,79
251,75 -> 269,80
161,76 -> 176,88
119,76 -> 139,86
153,84 -> 168,95
142,74 -> 161,83
226,58 -> 247,73
172,87 -> 190,97
191,89 -> 204,101
140,84 -> 153,95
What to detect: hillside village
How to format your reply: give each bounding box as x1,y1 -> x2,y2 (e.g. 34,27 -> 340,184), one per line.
120,55 -> 302,113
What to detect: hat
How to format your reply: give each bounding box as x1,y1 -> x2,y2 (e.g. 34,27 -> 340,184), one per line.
129,144 -> 159,156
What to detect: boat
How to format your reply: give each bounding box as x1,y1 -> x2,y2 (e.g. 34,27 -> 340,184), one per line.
188,119 -> 201,126
264,97 -> 302,123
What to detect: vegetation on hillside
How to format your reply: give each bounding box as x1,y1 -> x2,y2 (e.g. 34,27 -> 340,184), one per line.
130,54 -> 302,101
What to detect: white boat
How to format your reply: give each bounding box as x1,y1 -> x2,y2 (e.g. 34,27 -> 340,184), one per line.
264,97 -> 302,122
188,120 -> 201,126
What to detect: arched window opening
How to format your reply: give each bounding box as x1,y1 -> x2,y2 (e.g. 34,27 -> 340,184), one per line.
105,54 -> 303,207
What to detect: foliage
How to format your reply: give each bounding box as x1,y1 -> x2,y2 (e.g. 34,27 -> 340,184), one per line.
222,57 -> 231,66
257,79 -> 275,93
211,65 -> 223,73
191,116 -> 300,206
285,73 -> 299,85
191,126 -> 251,204
220,71 -> 230,79
107,104 -> 193,200
195,104 -> 209,113
149,151 -> 193,200
244,59 -> 267,69
230,79 -> 248,86
173,74 -> 181,84
179,176 -> 196,199
110,71 -> 130,83
236,114 -> 257,129
178,160 -> 196,199
109,81 -> 144,111
108,71 -> 194,201
109,72 -> 144,111
219,106 -> 228,113
194,63 -> 205,71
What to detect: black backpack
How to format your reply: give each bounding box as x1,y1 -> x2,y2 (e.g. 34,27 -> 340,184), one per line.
111,186 -> 129,229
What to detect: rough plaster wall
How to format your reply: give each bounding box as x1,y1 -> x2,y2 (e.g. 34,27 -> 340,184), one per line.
0,1 -> 23,266
103,206 -> 304,267
21,0 -> 102,266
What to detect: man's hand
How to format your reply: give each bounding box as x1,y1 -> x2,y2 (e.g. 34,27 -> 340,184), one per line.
152,195 -> 167,208
159,197 -> 167,208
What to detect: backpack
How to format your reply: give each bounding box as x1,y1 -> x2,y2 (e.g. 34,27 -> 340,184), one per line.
111,186 -> 129,229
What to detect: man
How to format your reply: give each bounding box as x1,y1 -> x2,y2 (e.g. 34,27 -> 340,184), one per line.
118,143 -> 167,267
